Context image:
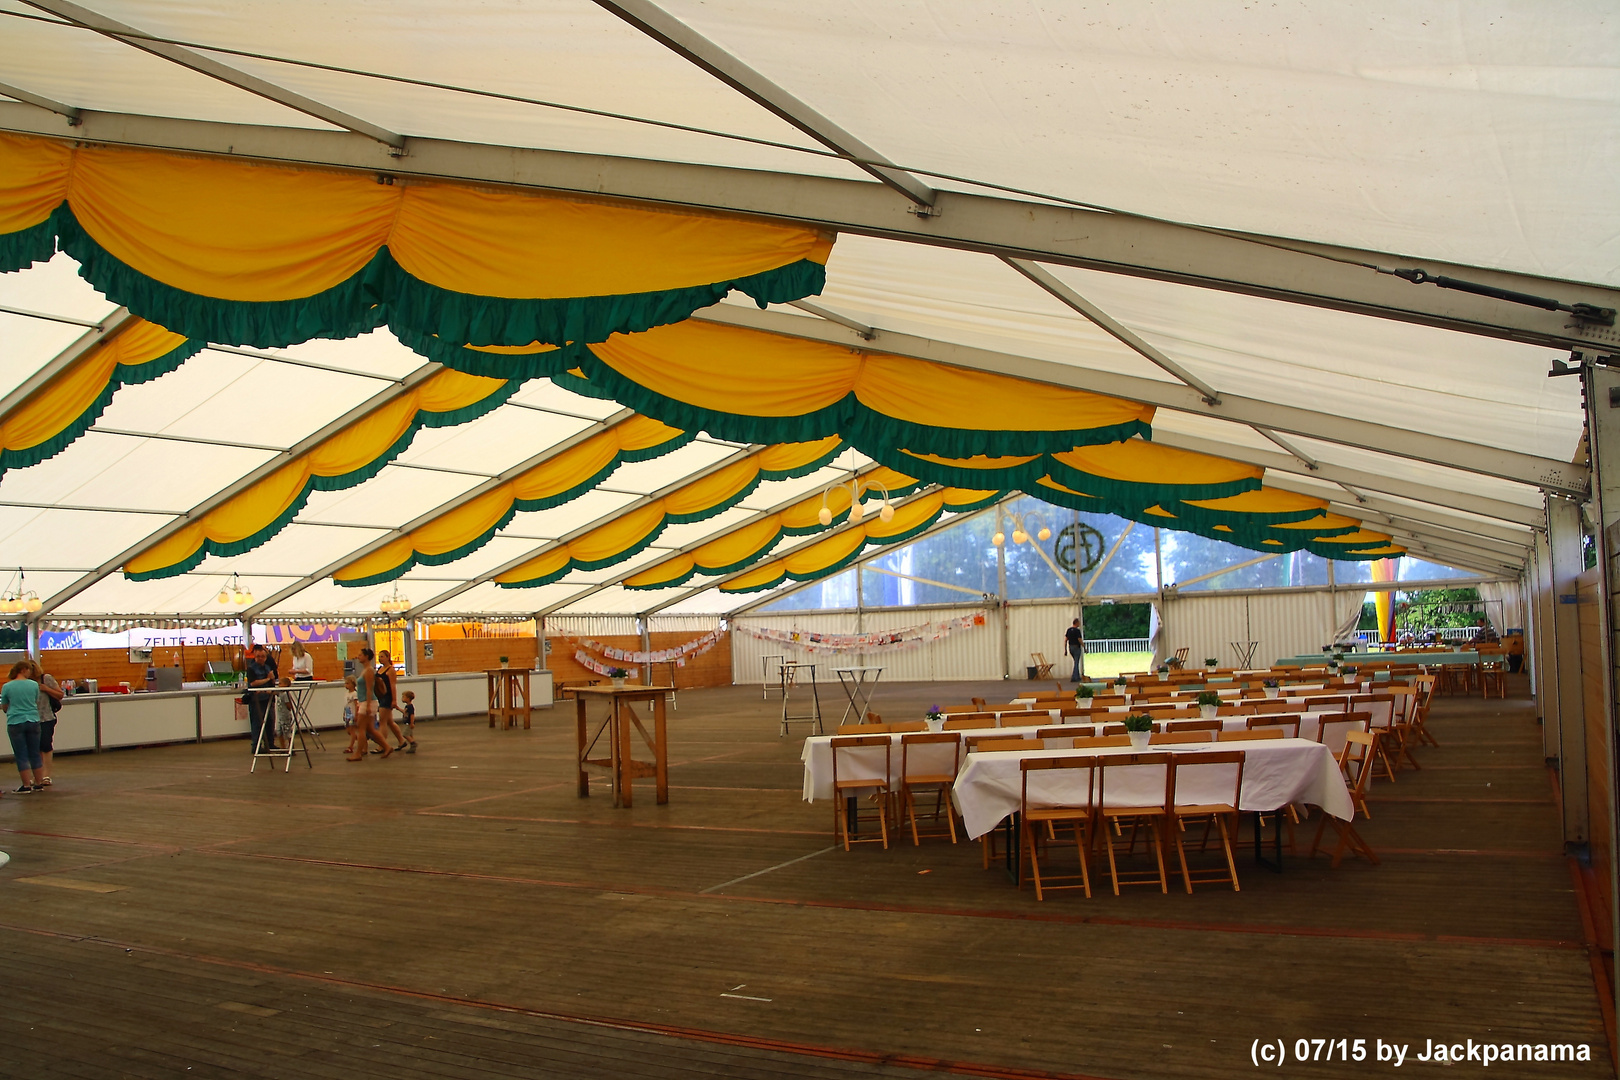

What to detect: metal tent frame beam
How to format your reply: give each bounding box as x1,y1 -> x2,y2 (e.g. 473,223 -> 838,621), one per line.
591,0 -> 935,208
242,408 -> 641,618
0,306 -> 135,422
22,0 -> 406,149
695,304 -> 1590,497
0,78 -> 79,123
402,439 -> 788,618
539,461 -> 891,616
1151,432 -> 1543,528
1,105 -> 1614,351
33,360 -> 445,618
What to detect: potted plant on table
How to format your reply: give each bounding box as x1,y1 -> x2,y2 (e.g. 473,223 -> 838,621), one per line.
1156,664 -> 1169,681
1204,657 -> 1219,673
926,704 -> 945,731
1123,713 -> 1153,749
1196,690 -> 1221,720
1074,685 -> 1094,710
498,654 -> 509,668
1262,677 -> 1280,699
609,666 -> 629,688
1113,676 -> 1129,701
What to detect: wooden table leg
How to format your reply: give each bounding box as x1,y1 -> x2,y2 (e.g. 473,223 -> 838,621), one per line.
654,693 -> 668,805
575,695 -> 589,797
521,672 -> 531,729
615,697 -> 631,808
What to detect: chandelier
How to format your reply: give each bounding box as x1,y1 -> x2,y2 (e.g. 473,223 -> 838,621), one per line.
0,570 -> 41,614
991,508 -> 1051,547
379,583 -> 412,613
216,573 -> 253,606
816,476 -> 895,527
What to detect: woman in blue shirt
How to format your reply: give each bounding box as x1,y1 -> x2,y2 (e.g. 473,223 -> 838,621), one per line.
1,660 -> 45,793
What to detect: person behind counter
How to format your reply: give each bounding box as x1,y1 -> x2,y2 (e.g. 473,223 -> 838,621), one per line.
244,644 -> 279,757
1,660 -> 45,793
28,660 -> 61,786
288,641 -> 315,682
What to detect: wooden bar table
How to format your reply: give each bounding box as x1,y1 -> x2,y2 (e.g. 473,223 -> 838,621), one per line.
486,667 -> 532,729
574,684 -> 672,808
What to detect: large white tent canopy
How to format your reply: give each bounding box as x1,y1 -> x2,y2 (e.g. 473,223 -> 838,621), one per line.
0,0 -> 1615,624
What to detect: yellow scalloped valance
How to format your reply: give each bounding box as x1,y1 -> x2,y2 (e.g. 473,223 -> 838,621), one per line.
0,316 -> 200,479
0,133 -> 833,349
123,368 -> 530,580
337,434 -> 837,587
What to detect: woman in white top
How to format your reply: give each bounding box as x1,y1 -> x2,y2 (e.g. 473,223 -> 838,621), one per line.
289,641 -> 315,682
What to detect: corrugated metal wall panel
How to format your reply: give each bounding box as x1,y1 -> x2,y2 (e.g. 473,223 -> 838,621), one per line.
1161,592 -> 1345,668
646,615 -> 721,634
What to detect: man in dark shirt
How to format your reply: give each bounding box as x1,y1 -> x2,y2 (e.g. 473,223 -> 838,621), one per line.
1065,618 -> 1084,682
244,644 -> 279,756
1471,616 -> 1499,644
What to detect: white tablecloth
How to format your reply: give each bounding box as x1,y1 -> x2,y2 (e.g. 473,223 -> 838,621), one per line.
800,712 -> 1349,801
951,738 -> 1354,840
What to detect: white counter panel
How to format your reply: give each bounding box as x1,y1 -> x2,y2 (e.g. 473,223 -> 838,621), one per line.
100,694 -> 197,748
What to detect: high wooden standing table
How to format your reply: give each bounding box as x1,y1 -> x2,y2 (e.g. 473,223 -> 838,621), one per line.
486,667 -> 532,729
574,685 -> 672,808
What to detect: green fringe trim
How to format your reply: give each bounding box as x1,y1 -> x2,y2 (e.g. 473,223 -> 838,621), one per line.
942,490 -> 1007,514
55,206 -> 388,349
1044,456 -> 1262,508
129,373 -> 522,582
392,329 -> 578,382
36,203 -> 826,350
1158,500 -> 1327,530
724,501 -> 954,593
569,345 -> 1151,460
335,427 -> 694,587
621,564 -> 700,592
0,335 -> 203,480
0,214 -> 59,273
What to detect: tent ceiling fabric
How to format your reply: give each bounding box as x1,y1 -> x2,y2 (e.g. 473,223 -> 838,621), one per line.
0,0 -> 1602,618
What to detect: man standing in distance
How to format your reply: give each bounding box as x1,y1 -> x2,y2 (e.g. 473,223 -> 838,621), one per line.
244,644 -> 278,757
1065,618 -> 1085,683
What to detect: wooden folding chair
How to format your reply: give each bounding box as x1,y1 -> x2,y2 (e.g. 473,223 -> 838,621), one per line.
1072,734 -> 1132,749
1168,750 -> 1246,892
1020,755 -> 1100,900
1247,715 -> 1300,739
899,732 -> 960,845
1030,652 -> 1055,679
829,735 -> 892,850
1166,647 -> 1190,670
1252,699 -> 1295,714
1218,728 -> 1284,742
966,736 -> 1028,754
1150,730 -> 1214,745
888,720 -> 928,733
943,713 -> 997,730
1383,686 -> 1422,773
836,722 -> 888,735
1310,730 -> 1381,867
1161,718 -> 1222,733
1412,674 -> 1440,747
1479,657 -> 1507,699
1097,751 -> 1173,894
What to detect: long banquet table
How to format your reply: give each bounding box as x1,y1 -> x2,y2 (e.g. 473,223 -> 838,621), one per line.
800,698 -> 1382,805
952,738 -> 1354,840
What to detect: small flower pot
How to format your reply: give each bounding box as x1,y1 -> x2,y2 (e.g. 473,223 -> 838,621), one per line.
1264,687 -> 1279,699
1127,730 -> 1151,750
611,677 -> 626,688
1199,704 -> 1218,720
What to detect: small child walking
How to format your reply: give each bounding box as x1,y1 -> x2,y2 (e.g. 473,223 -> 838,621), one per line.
342,676 -> 358,756
398,690 -> 418,753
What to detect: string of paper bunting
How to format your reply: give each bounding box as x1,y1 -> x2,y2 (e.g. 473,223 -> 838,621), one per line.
556,628 -> 724,669
740,612 -> 988,654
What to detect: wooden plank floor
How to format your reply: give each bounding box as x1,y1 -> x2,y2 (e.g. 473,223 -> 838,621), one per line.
0,676 -> 1610,1079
